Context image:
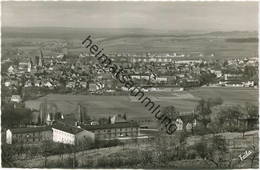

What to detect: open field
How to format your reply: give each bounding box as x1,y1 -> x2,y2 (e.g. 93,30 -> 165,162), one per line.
2,28 -> 257,60
26,94 -> 198,119
189,87 -> 258,106
3,36 -> 257,60
25,87 -> 258,119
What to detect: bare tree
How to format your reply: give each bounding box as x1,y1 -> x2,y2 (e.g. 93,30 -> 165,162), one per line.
195,99 -> 211,129
194,135 -> 228,168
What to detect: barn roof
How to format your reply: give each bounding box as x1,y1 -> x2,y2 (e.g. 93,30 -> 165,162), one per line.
10,126 -> 52,134
52,123 -> 84,134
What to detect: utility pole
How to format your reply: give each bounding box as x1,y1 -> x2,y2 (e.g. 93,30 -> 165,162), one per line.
61,144 -> 64,167
44,143 -> 47,168
73,144 -> 77,168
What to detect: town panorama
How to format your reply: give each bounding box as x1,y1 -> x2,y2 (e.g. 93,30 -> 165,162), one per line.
1,1 -> 259,169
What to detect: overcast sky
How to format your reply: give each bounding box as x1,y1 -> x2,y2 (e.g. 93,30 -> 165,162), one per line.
2,1 -> 258,31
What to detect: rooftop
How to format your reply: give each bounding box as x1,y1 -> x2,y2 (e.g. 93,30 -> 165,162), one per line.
10,126 -> 52,134
52,122 -> 84,134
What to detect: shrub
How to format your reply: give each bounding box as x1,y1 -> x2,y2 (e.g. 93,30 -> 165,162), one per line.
194,125 -> 210,135
185,149 -> 197,159
93,139 -> 122,149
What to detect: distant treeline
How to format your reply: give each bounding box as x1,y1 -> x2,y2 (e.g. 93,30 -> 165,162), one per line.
2,27 -> 257,40
226,38 -> 258,43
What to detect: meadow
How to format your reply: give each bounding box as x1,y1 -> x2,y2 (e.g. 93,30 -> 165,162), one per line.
25,87 -> 258,119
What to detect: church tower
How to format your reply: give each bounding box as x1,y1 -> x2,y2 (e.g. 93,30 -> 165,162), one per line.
27,58 -> 33,72
39,49 -> 44,67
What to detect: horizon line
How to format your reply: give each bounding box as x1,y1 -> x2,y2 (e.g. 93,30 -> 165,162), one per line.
2,26 -> 258,33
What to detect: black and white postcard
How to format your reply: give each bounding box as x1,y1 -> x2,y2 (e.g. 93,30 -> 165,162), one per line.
1,1 -> 259,168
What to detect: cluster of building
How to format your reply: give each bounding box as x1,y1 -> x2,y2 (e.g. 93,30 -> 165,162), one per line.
6,115 -> 140,145
5,110 -> 199,145
2,50 -> 258,103
110,52 -> 210,63
218,57 -> 258,87
5,96 -> 198,145
5,99 -> 258,146
2,50 -> 258,146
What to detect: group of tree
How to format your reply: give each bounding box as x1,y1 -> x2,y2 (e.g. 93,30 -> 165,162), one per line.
198,71 -> 218,86
222,64 -> 243,74
195,97 -> 223,131
195,97 -> 258,135
193,135 -> 228,168
2,103 -> 33,128
209,102 -> 258,134
243,65 -> 258,81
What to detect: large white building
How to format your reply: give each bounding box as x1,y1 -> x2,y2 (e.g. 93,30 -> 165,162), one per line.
6,126 -> 52,144
52,123 -> 95,145
6,123 -> 95,145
